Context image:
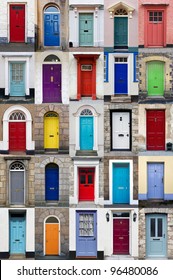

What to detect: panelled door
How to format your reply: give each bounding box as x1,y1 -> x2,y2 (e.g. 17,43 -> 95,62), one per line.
147,110 -> 165,150
10,62 -> 25,96
79,168 -> 95,201
80,116 -> 93,150
44,6 -> 60,46
76,211 -> 97,257
114,58 -> 128,94
147,163 -> 164,199
43,64 -> 61,103
146,214 -> 167,258
112,112 -> 130,150
79,13 -> 93,46
45,224 -> 59,255
148,61 -> 164,96
114,17 -> 128,48
81,64 -> 93,96
147,11 -> 164,47
113,163 -> 130,204
10,215 -> 25,254
10,4 -> 25,43
10,168 -> 24,205
45,164 -> 59,201
44,113 -> 59,149
9,122 -> 26,151
113,219 -> 129,254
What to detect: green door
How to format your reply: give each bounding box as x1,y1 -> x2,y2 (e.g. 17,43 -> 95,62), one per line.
148,61 -> 164,96
79,13 -> 93,46
114,17 -> 128,48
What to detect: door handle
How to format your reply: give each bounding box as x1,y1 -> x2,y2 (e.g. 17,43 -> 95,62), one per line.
118,134 -> 124,137
15,239 -> 20,241
84,30 -> 88,32
49,135 -> 54,137
126,134 -> 129,137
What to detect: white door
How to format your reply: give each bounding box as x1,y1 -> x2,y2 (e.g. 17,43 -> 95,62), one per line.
112,112 -> 130,150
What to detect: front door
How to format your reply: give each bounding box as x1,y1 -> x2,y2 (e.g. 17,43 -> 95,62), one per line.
43,64 -> 61,103
80,117 -> 93,150
10,63 -> 25,96
146,214 -> 167,258
81,64 -> 93,96
10,4 -> 25,43
76,211 -> 97,257
148,163 -> 164,199
147,110 -> 165,150
10,215 -> 25,254
11,170 -> 24,205
112,112 -> 130,150
45,164 -> 59,201
148,61 -> 164,96
44,7 -> 60,46
113,219 -> 129,254
44,113 -> 59,149
79,168 -> 94,201
114,62 -> 128,94
113,163 -> 130,204
114,17 -> 128,48
45,223 -> 59,255
79,13 -> 93,46
147,11 -> 164,47
9,122 -> 26,151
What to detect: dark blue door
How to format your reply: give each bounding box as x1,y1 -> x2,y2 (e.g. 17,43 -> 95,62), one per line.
10,215 -> 25,254
148,163 -> 164,199
45,164 -> 59,200
76,211 -> 97,257
44,6 -> 60,46
114,64 -> 128,94
113,163 -> 129,204
80,117 -> 93,150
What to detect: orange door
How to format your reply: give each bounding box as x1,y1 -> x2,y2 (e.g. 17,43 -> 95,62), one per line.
45,224 -> 59,255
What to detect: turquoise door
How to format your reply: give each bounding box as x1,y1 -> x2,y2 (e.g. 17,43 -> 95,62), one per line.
146,214 -> 167,258
10,62 -> 25,96
10,215 -> 25,254
114,17 -> 128,48
79,13 -> 93,46
113,163 -> 130,204
80,116 -> 93,150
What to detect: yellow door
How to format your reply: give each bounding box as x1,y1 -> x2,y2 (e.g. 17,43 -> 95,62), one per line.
46,223 -> 59,255
44,113 -> 59,149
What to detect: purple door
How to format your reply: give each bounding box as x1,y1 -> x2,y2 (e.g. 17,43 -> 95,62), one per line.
43,64 -> 61,103
148,163 -> 164,199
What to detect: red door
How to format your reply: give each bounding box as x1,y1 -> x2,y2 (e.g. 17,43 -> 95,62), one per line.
9,122 -> 26,151
79,168 -> 95,201
10,4 -> 25,43
113,219 -> 129,254
147,10 -> 164,47
147,110 -> 165,150
81,65 -> 92,96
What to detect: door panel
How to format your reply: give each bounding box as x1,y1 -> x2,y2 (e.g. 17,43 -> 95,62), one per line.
79,14 -> 93,46
113,164 -> 130,204
112,112 -> 130,150
44,115 -> 59,149
114,17 -> 128,47
45,165 -> 59,200
76,212 -> 97,257
114,64 -> 128,94
10,63 -> 25,96
79,168 -> 94,201
148,163 -> 164,199
147,110 -> 165,150
10,5 -> 25,42
10,216 -> 25,254
9,122 -> 26,151
44,14 -> 60,46
148,61 -> 164,96
43,64 -> 61,103
147,11 -> 164,47
146,214 -> 167,257
81,68 -> 92,96
45,224 -> 59,255
113,219 -> 129,254
11,171 -> 24,204
80,117 -> 93,150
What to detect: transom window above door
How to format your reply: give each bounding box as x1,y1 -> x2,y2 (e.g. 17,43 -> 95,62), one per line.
9,111 -> 25,121
114,57 -> 128,63
44,6 -> 60,13
114,8 -> 128,15
80,109 -> 93,115
149,12 -> 162,22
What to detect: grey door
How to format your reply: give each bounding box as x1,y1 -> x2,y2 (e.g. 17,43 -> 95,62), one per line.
11,171 -> 24,204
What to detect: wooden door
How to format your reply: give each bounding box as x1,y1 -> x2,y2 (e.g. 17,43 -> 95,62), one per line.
113,163 -> 130,204
10,4 -> 25,43
44,113 -> 59,149
11,170 -> 24,204
148,61 -> 164,96
147,163 -> 164,199
112,112 -> 130,150
10,215 -> 25,254
79,168 -> 95,201
45,224 -> 59,255
43,64 -> 61,103
147,11 -> 164,47
114,63 -> 128,94
147,110 -> 165,150
81,64 -> 93,96
10,62 -> 25,96
79,13 -> 93,46
45,164 -> 59,201
113,219 -> 129,254
44,7 -> 60,46
114,17 -> 128,48
80,116 -> 93,150
9,122 -> 26,151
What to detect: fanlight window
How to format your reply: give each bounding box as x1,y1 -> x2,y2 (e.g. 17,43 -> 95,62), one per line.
10,161 -> 25,170
9,111 -> 25,120
44,55 -> 60,62
46,217 -> 59,223
44,6 -> 60,13
80,109 -> 93,116
115,9 -> 128,15
45,112 -> 58,118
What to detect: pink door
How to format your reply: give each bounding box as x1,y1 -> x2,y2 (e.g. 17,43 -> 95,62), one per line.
147,11 -> 164,47
113,219 -> 129,254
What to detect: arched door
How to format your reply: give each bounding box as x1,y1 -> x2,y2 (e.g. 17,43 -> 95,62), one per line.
9,111 -> 26,151
10,162 -> 25,205
45,216 -> 59,255
44,112 -> 59,149
44,6 -> 60,46
45,163 -> 59,200
80,109 -> 94,150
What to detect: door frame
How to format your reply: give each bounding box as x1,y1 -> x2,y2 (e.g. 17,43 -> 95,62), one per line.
9,161 -> 25,205
43,215 -> 60,256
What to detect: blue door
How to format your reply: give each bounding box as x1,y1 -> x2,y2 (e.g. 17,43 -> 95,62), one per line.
10,215 -> 25,254
44,6 -> 60,46
45,163 -> 59,200
146,214 -> 167,258
80,117 -> 93,150
113,163 -> 129,204
114,63 -> 128,94
148,163 -> 164,199
76,211 -> 97,257
10,62 -> 25,96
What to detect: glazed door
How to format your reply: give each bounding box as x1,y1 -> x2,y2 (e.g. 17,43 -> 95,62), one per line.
11,171 -> 24,204
147,11 -> 164,47
10,63 -> 25,96
80,117 -> 93,150
79,13 -> 93,46
44,13 -> 60,46
147,110 -> 165,150
9,122 -> 26,151
45,164 -> 59,200
147,163 -> 164,199
44,114 -> 59,149
113,164 -> 130,204
10,4 -> 25,42
43,64 -> 61,103
114,64 -> 128,94
45,224 -> 59,255
148,61 -> 164,96
146,214 -> 167,258
114,17 -> 128,48
113,219 -> 129,254
76,212 -> 97,257
81,64 -> 93,96
10,215 -> 25,254
79,168 -> 94,201
112,112 -> 130,150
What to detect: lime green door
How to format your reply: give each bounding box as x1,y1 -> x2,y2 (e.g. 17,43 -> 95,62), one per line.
148,61 -> 164,96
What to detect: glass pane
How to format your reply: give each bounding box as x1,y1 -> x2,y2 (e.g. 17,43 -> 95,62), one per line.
54,21 -> 58,33
151,218 -> 156,237
79,214 -> 94,236
88,175 -> 93,184
158,218 -> 163,237
80,175 -> 86,184
45,6 -> 59,13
